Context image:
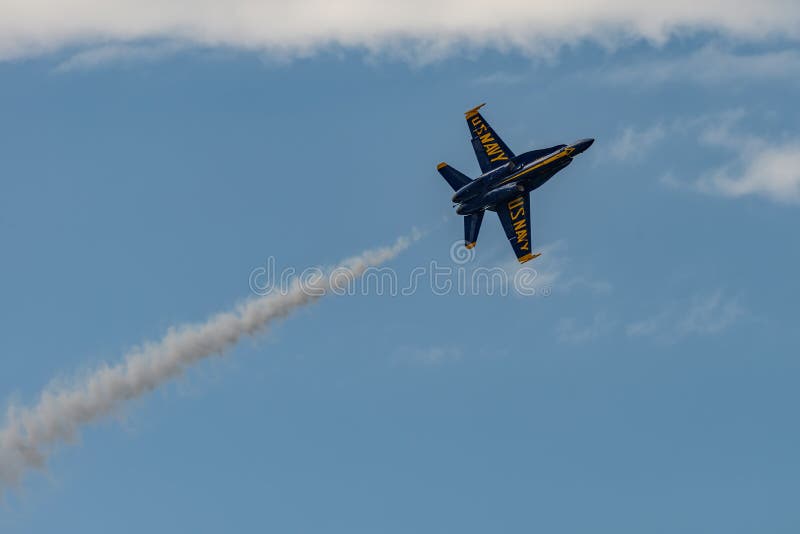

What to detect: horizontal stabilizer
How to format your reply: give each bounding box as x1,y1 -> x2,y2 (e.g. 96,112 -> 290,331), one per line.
436,162 -> 471,192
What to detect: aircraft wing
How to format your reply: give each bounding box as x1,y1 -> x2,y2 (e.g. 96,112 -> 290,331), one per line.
496,193 -> 539,263
465,103 -> 515,174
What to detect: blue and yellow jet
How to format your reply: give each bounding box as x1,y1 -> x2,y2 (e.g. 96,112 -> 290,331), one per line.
437,103 -> 594,263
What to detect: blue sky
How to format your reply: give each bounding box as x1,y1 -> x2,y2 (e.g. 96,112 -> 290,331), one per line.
1,5 -> 800,532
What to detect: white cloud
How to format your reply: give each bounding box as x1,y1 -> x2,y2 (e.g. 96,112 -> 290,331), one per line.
626,291 -> 745,343
609,123 -> 666,161
695,142 -> 800,204
2,1 -> 800,63
690,112 -> 800,203
600,46 -> 800,86
617,110 -> 800,204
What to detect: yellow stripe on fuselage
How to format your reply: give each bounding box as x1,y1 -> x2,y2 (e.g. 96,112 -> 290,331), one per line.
497,147 -> 574,187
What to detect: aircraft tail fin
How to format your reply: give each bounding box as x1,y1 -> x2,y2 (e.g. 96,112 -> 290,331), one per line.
464,210 -> 484,249
436,162 -> 471,192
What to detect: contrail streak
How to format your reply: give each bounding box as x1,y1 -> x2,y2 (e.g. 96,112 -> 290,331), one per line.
0,236 -> 413,489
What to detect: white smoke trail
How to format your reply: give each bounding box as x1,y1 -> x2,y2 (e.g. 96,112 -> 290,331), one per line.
0,235 -> 414,489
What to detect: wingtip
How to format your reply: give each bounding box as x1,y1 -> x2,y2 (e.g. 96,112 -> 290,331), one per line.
465,242 -> 476,250
518,252 -> 542,264
464,103 -> 486,119
436,162 -> 448,170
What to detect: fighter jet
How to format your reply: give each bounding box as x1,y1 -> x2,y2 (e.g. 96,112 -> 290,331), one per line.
437,103 -> 593,263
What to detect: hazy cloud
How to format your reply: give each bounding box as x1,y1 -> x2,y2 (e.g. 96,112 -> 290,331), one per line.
472,71 -> 526,86
600,46 -> 800,86
616,110 -> 800,204
556,291 -> 744,345
557,313 -> 616,345
626,291 -> 745,344
496,241 -> 611,297
54,42 -> 184,72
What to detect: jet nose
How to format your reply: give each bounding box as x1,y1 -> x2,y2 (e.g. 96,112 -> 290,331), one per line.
571,138 -> 594,155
